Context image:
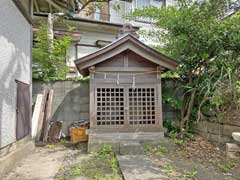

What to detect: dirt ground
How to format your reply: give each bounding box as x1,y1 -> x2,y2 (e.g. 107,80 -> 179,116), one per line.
3,136 -> 240,180
145,136 -> 240,180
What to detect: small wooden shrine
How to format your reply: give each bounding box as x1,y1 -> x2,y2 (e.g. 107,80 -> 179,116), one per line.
74,25 -> 178,142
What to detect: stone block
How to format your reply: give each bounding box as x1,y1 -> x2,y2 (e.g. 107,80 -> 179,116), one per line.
232,132 -> 240,142
223,125 -> 240,136
226,143 -> 240,152
119,142 -> 144,155
226,151 -> 240,159
79,113 -> 89,120
207,122 -> 223,135
88,142 -> 120,153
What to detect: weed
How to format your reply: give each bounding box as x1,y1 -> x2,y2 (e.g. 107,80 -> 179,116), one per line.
173,139 -> 185,146
70,165 -> 81,176
46,144 -> 56,149
163,164 -> 174,175
95,144 -> 113,159
176,178 -> 186,180
60,139 -> 68,145
169,131 -> 178,139
225,177 -> 233,180
217,160 -> 237,173
144,144 -> 153,153
155,145 -> 168,156
185,168 -> 198,179
55,176 -> 67,180
157,145 -> 168,153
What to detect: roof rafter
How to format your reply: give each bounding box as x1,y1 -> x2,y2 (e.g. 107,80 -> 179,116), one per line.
44,0 -> 69,13
34,0 -> 40,12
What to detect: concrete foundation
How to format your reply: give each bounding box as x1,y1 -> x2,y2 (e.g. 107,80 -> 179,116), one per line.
0,137 -> 35,175
88,132 -> 164,154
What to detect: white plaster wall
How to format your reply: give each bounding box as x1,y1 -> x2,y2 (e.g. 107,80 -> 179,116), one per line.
67,30 -> 117,67
0,0 -> 31,148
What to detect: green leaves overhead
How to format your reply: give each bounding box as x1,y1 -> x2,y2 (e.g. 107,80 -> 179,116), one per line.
130,0 -> 240,131
33,22 -> 71,82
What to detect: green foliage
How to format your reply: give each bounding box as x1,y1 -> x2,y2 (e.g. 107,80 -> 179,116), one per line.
163,94 -> 182,110
129,0 -> 240,130
173,139 -> 185,146
185,168 -> 198,179
72,76 -> 90,83
95,145 -> 119,174
33,22 -> 71,82
217,160 -> 237,173
144,144 -> 153,153
163,164 -> 174,175
67,145 -> 121,180
156,145 -> 168,154
163,119 -> 179,133
95,144 -> 113,158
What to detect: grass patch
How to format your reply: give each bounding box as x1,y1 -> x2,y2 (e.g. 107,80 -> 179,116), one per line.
155,145 -> 168,157
217,160 -> 237,173
163,164 -> 174,175
56,145 -> 122,180
144,144 -> 153,154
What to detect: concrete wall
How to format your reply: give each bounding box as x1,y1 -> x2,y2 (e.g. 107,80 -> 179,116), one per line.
0,0 -> 31,148
33,81 -> 89,135
162,78 -> 181,121
33,79 -> 179,135
33,78 -> 240,146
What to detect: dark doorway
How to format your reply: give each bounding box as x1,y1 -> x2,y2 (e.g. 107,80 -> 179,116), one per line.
16,80 -> 31,140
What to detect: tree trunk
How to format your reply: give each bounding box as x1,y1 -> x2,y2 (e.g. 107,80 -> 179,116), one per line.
180,88 -> 196,132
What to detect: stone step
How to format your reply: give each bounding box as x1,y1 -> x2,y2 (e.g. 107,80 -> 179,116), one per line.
232,132 -> 240,142
119,142 -> 144,155
87,132 -> 165,154
117,155 -> 168,180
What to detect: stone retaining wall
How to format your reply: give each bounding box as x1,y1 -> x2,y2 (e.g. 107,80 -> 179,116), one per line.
194,118 -> 240,145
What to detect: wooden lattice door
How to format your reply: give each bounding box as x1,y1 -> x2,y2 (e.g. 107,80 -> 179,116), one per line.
96,87 -> 125,126
128,87 -> 156,125
95,86 -> 157,127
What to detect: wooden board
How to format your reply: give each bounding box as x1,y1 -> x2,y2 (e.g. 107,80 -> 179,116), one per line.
36,90 -> 48,141
42,90 -> 54,142
31,93 -> 43,138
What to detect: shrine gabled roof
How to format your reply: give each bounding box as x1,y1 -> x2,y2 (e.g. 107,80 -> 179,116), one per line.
74,33 -> 179,76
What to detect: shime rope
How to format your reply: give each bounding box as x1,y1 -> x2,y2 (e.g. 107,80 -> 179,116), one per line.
92,70 -> 161,86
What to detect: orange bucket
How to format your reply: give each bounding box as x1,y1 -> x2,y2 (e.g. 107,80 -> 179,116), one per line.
71,127 -> 88,143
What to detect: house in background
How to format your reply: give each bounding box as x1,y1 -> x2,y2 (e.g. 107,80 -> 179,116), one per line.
0,0 -> 33,175
31,0 -> 177,77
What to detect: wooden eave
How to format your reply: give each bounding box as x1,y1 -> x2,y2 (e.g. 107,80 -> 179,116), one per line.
12,0 -> 32,24
74,34 -> 179,76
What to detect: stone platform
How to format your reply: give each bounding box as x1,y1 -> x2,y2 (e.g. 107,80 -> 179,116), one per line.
87,132 -> 165,154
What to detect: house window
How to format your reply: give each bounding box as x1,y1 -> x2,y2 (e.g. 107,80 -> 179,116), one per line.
134,0 -> 165,9
136,0 -> 151,8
